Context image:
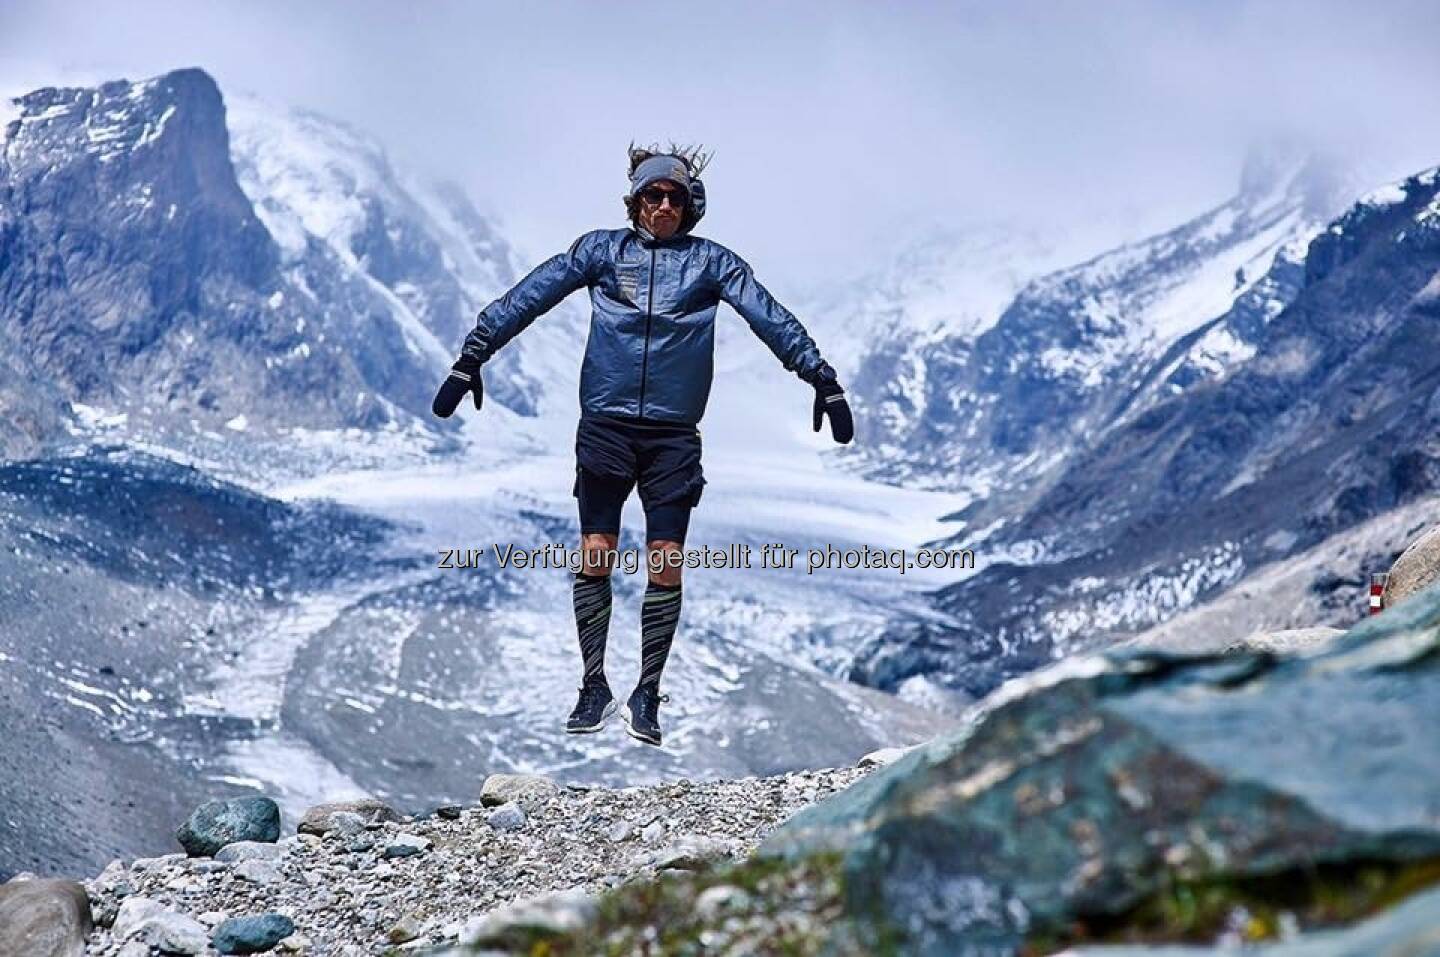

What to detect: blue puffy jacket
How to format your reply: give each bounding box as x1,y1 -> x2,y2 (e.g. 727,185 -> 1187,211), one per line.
459,226 -> 835,426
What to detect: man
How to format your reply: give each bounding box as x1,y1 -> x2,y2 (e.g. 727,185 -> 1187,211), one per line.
432,145 -> 853,747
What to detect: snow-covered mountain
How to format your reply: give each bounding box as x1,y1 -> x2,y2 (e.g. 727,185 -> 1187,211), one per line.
846,148 -> 1357,504
0,68 -> 585,461
224,95 -> 586,421
849,162 -> 1440,699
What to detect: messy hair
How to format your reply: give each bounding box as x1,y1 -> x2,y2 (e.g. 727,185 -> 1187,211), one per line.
623,141 -> 714,224
627,141 -> 714,179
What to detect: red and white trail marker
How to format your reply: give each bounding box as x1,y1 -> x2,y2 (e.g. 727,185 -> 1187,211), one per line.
1369,572 -> 1388,615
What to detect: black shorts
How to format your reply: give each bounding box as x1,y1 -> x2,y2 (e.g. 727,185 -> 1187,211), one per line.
573,413 -> 706,545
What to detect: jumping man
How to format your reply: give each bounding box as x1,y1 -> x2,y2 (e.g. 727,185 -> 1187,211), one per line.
432,144 -> 853,746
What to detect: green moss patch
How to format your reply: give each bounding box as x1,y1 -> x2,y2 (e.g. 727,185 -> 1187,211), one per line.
472,851 -> 903,956
1024,855 -> 1440,953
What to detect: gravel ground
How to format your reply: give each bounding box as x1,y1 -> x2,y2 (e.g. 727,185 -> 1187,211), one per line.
80,765 -> 873,956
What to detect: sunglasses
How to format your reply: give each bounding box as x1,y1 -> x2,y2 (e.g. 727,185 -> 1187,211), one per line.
638,186 -> 688,208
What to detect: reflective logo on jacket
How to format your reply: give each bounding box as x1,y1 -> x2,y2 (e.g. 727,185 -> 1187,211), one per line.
463,228 -> 827,426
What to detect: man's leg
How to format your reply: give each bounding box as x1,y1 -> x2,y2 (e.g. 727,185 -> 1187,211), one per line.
621,496 -> 694,746
574,532 -> 618,686
568,465 -> 631,734
639,536 -> 685,689
620,427 -> 702,746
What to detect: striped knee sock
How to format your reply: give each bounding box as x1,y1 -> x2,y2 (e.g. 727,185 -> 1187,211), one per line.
639,581 -> 683,689
572,571 -> 612,685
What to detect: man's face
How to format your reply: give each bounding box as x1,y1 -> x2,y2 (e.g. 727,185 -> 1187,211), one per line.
637,179 -> 687,240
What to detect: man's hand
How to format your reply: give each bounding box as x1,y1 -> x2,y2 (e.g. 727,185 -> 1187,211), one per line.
812,378 -> 854,444
432,357 -> 484,418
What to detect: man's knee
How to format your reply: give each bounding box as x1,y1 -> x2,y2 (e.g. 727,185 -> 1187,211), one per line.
647,539 -> 683,586
581,533 -> 619,576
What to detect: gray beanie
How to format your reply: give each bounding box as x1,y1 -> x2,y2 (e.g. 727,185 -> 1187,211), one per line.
629,154 -> 692,197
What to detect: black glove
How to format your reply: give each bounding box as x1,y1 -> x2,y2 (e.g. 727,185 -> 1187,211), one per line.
811,377 -> 854,444
432,357 -> 484,418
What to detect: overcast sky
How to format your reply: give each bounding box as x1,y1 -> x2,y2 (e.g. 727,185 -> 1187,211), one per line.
4,1 -> 1440,286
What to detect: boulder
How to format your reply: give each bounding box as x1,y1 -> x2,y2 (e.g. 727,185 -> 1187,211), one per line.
296,798 -> 401,836
764,586 -> 1440,954
479,773 -> 559,812
212,913 -> 296,954
1383,523 -> 1440,609
176,797 -> 281,857
0,878 -> 92,957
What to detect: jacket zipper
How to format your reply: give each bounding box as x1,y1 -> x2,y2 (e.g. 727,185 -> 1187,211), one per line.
638,246 -> 655,418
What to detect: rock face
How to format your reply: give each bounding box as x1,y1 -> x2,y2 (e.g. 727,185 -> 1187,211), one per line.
1382,524 -> 1440,609
764,584 -> 1440,954
0,67 -> 537,449
175,797 -> 281,857
0,877 -> 92,957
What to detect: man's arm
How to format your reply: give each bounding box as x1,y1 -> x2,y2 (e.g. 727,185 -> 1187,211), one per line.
434,231 -> 605,418
459,230 -> 606,364
709,242 -> 852,443
709,243 -> 834,385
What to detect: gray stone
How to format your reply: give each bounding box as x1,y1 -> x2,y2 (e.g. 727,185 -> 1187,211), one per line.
387,912 -> 423,943
111,896 -> 167,939
640,821 -> 666,845
857,745 -> 916,768
93,858 -> 132,897
606,820 -> 635,843
132,853 -> 188,871
382,833 -> 432,859
652,838 -> 733,872
0,877 -> 92,957
320,811 -> 367,839
296,798 -> 402,836
479,772 -> 559,812
486,802 -> 526,832
133,909 -> 210,954
176,797 -> 281,857
234,859 -> 282,885
215,840 -> 285,862
212,913 -> 297,954
1383,524 -> 1440,610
